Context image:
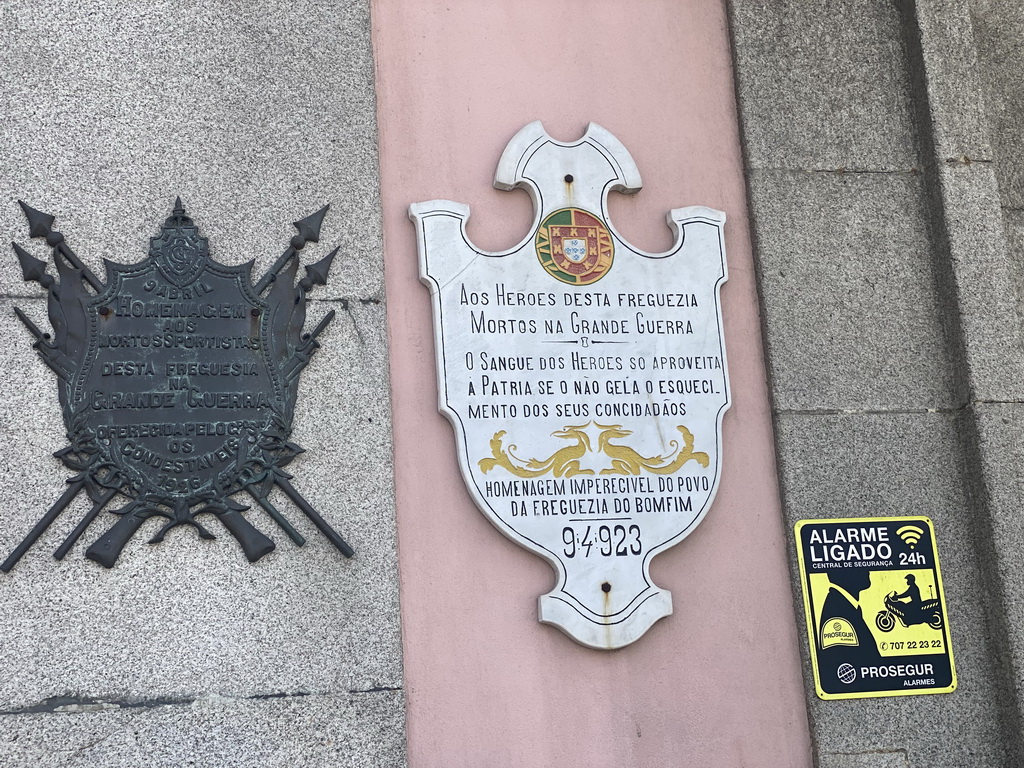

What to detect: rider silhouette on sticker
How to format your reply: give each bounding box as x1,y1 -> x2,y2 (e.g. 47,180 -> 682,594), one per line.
817,568 -> 883,691
893,574 -> 922,607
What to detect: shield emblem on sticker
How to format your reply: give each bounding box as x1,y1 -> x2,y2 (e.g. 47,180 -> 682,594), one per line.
411,122 -> 730,649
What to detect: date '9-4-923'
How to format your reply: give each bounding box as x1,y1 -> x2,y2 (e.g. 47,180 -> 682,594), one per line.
563,524 -> 641,558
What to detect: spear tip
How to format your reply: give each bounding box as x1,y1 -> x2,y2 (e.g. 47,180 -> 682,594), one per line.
301,246 -> 338,290
17,200 -> 55,239
293,204 -> 330,244
12,242 -> 49,285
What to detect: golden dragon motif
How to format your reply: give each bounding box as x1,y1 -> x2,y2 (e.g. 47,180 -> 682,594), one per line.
478,422 -> 709,478
479,424 -> 595,478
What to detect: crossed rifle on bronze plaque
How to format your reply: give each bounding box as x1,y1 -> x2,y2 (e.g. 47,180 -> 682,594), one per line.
2,200 -> 353,571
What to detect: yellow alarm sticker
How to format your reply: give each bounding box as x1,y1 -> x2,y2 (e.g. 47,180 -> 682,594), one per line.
795,516 -> 956,699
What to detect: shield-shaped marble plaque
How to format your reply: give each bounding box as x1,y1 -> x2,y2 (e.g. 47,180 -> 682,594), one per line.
410,122 -> 730,648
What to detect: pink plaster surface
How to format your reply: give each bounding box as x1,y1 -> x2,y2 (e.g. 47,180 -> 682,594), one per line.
372,1 -> 812,766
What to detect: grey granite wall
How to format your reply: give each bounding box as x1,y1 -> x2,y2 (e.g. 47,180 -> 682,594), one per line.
0,2 -> 405,766
729,0 -> 1023,765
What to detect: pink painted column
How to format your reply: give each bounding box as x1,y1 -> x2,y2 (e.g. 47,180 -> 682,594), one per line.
372,1 -> 812,765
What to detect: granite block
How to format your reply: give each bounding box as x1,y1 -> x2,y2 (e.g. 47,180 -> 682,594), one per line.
0,0 -> 403,761
746,169 -> 960,412
0,0 -> 403,722
908,0 -> 994,164
728,0 -> 917,171
774,411 -> 1008,768
933,163 -> 1023,402
0,0 -> 383,301
0,294 -> 402,707
819,753 -> 908,768
0,690 -> 406,768
969,0 -> 1024,206
1001,209 -> 1024,327
971,403 -> 1024,683
733,1 -> 1022,763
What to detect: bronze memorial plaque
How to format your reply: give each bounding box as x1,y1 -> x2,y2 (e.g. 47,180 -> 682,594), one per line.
2,199 -> 353,571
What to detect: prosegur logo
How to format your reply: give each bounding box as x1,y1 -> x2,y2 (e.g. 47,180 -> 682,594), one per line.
837,664 -> 858,685
821,618 -> 858,648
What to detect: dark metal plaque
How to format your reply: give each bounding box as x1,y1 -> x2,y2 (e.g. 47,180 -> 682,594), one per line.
3,199 -> 353,571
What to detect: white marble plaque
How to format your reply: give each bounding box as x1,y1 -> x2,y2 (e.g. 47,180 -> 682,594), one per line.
410,122 -> 730,649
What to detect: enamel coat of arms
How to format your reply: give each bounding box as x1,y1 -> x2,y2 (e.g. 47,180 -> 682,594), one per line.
411,122 -> 730,649
2,200 -> 353,571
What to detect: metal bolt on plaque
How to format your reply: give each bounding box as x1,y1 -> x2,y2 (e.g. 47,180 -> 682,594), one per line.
411,122 -> 730,648
2,199 -> 354,571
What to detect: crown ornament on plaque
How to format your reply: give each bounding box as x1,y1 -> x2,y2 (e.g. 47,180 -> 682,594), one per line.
3,198 -> 353,572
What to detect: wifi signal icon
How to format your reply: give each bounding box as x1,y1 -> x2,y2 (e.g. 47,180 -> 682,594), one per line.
897,525 -> 925,550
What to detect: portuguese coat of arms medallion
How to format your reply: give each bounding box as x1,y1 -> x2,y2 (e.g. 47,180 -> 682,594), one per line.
411,122 -> 731,648
3,199 -> 353,571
